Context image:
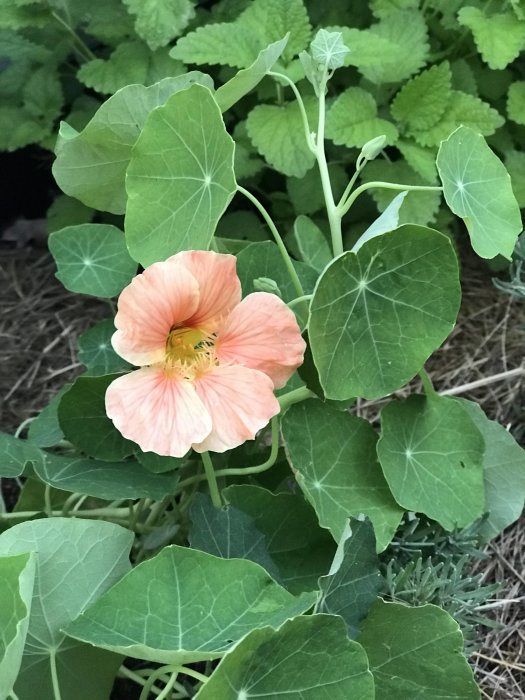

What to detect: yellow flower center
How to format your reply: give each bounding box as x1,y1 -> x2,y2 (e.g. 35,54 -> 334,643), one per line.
164,326 -> 216,379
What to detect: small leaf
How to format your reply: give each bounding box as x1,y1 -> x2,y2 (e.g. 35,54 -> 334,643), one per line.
195,616 -> 374,699
293,215 -> 331,272
359,600 -> 480,699
49,224 -> 137,298
396,140 -> 437,183
437,125 -> 522,259
506,149 -> 525,207
27,386 -> 68,448
457,7 -> 525,70
391,62 -> 452,132
77,319 -> 131,376
310,28 -> 350,69
65,546 -> 316,665
377,394 -> 485,530
0,433 -> 43,477
46,194 -> 93,234
125,84 -> 236,265
326,87 -> 398,148
352,192 -> 407,253
123,0 -> 195,50
282,400 -> 404,551
507,81 -> 525,125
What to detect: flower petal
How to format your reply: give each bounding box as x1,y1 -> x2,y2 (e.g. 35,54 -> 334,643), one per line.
106,368 -> 212,457
112,259 -> 200,366
192,365 -> 279,453
216,292 -> 306,389
168,250 -> 241,329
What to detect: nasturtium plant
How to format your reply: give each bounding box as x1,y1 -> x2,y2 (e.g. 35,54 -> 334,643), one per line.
2,3 -> 525,698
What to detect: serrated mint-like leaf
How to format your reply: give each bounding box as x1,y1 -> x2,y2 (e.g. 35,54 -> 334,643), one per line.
309,225 -> 460,400
282,401 -> 404,551
359,600 -> 479,699
293,216 -> 331,272
170,0 -> 310,68
224,485 -> 335,594
0,433 -> 43,477
370,0 -> 419,16
0,552 -> 35,699
66,545 -> 316,665
457,7 -> 525,70
0,519 -> 132,700
391,62 -> 451,132
352,192 -> 407,253
0,1 -> 50,29
53,75 -> 212,214
125,84 -> 236,265
78,319 -> 131,376
413,90 -> 503,147
49,224 -> 137,298
58,374 -> 135,462
459,400 -> 525,542
195,615 -> 374,699
507,81 -> 525,125
397,140 -> 437,183
317,519 -> 382,637
246,96 -> 317,177
326,87 -> 398,148
506,150 -> 525,207
437,126 -> 522,259
123,0 -> 195,50
310,28 -> 349,69
377,394 -> 485,530
287,163 -> 347,216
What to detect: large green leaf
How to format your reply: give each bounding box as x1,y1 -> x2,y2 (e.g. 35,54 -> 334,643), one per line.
53,75 -> 212,214
317,519 -> 382,637
195,615 -> 375,699
0,552 -> 35,699
282,401 -> 404,551
457,7 -> 525,70
309,225 -> 460,400
459,399 -> 525,542
326,86 -> 398,148
0,518 -> 133,700
49,224 -> 137,298
224,485 -> 335,593
391,62 -> 452,133
437,126 -> 522,259
77,319 -> 131,376
125,84 -> 236,265
377,394 -> 485,530
58,374 -> 135,462
123,0 -> 195,50
66,546 -> 316,665
359,600 -> 479,699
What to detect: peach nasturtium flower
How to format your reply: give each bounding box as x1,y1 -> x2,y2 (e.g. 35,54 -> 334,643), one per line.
106,250 -> 306,457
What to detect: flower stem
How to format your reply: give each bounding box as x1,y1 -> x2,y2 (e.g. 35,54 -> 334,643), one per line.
51,11 -> 97,61
201,452 -> 222,508
288,294 -> 312,309
268,71 -> 314,153
339,181 -> 443,217
237,185 -> 304,297
156,672 -> 179,700
50,649 -> 62,700
278,386 -> 315,413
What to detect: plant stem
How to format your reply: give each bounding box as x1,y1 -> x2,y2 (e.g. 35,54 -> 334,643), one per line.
337,157 -> 366,210
278,386 -> 315,413
156,672 -> 179,700
237,186 -> 304,297
51,11 -> 97,61
50,649 -> 62,700
0,507 -> 134,520
268,71 -> 314,153
288,294 -> 312,309
179,667 -> 209,684
201,452 -> 222,508
419,368 -> 438,397
44,484 -> 53,517
339,181 -> 443,217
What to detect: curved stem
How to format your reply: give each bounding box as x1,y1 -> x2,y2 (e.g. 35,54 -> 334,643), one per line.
51,11 -> 97,61
337,158 -> 366,210
339,181 -> 443,217
288,294 -> 312,309
156,672 -> 179,700
278,386 -> 315,413
237,186 -> 304,297
50,649 -> 62,700
179,667 -> 209,685
268,71 -> 315,153
201,452 -> 222,508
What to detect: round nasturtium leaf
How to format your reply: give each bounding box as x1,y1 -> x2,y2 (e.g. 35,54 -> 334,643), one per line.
77,319 -> 131,376
49,223 -> 137,298
309,224 -> 460,401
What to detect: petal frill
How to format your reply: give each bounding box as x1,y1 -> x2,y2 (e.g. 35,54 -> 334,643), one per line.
105,368 -> 212,457
168,250 -> 241,330
112,259 -> 200,366
191,365 -> 279,453
215,292 -> 306,389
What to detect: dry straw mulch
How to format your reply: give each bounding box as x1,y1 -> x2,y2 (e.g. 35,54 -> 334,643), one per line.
0,242 -> 524,698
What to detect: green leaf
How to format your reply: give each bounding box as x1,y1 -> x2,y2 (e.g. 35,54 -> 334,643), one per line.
317,519 -> 382,637
396,140 -> 437,183
377,394 -> 485,530
0,518 -> 132,700
215,36 -> 288,112
0,433 -> 43,477
246,96 -> 317,177
309,225 -> 460,400
457,7 -> 525,70
352,192 -> 407,253
123,0 -> 195,50
293,215 -> 331,272
282,401 -> 404,551
58,374 -> 135,461
224,484 -> 335,594
459,400 -> 525,542
437,126 -> 522,259
189,492 -> 281,580
311,28 -> 350,69
134,449 -> 184,474
0,0 -> 50,29
49,224 -> 137,298
66,545 -> 316,665
370,0 -> 419,16
46,194 -> 93,234
170,0 -> 311,68
326,87 -> 398,149
27,386 -> 68,448
507,81 -> 525,125
53,74 -> 212,214
391,62 -> 452,133
78,319 -> 131,376
287,163 -> 347,216
359,600 -> 479,699
506,149 -> 525,207
125,84 -> 236,265
195,615 -> 375,699
0,552 -> 35,699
